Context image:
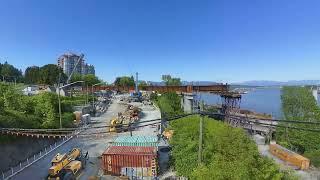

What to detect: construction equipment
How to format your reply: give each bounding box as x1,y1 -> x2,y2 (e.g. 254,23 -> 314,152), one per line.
109,117 -> 121,133
109,105 -> 140,133
47,148 -> 89,180
109,116 -> 130,133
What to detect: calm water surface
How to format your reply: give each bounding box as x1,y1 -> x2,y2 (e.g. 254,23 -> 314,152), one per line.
198,88 -> 282,118
198,87 -> 320,119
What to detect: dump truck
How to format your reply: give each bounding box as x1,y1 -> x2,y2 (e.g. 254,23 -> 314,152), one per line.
47,148 -> 89,180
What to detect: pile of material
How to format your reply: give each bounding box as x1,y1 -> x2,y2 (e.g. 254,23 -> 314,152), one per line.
162,129 -> 174,140
118,105 -> 141,123
109,105 -> 141,133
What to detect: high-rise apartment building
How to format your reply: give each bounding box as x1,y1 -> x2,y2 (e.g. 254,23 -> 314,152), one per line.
57,52 -> 95,77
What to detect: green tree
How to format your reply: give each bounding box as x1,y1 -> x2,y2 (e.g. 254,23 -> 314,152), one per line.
161,74 -> 181,86
70,73 -> 83,83
25,66 -> 40,84
170,116 -> 294,180
277,86 -> 320,167
38,64 -> 66,85
0,83 -> 75,130
83,74 -> 100,86
114,76 -> 135,87
0,61 -> 23,83
157,92 -> 183,117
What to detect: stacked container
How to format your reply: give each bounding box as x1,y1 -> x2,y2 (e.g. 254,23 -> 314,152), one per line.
102,135 -> 159,179
112,135 -> 158,147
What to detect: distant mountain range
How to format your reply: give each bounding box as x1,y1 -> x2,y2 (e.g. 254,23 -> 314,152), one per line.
145,80 -> 320,87
234,80 -> 320,86
146,81 -> 219,86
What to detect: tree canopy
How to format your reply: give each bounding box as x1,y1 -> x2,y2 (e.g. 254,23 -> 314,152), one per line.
156,92 -> 183,117
38,64 -> 66,85
114,76 -> 135,87
24,64 -> 67,85
277,86 -> 320,167
161,74 -> 181,86
169,116 -> 297,180
24,66 -> 40,84
70,73 -> 101,86
0,83 -> 75,129
0,61 -> 23,83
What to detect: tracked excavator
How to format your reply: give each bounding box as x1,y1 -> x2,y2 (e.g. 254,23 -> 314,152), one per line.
47,148 -> 88,180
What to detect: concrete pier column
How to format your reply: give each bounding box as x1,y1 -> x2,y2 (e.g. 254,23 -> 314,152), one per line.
182,93 -> 194,113
312,89 -> 318,102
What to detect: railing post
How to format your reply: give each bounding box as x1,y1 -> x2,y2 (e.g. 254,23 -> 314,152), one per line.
45,147 -> 47,154
34,154 -> 36,161
20,162 -> 21,169
50,145 -> 52,150
2,172 -> 4,180
40,151 -> 41,156
11,167 -> 13,175
27,158 -> 29,164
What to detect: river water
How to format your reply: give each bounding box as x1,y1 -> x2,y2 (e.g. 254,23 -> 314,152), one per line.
198,88 -> 283,118
198,87 -> 320,119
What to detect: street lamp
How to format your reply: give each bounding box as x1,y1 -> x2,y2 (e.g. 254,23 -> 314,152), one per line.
91,82 -> 104,108
58,80 -> 84,129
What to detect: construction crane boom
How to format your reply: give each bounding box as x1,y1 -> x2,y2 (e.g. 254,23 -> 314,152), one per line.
67,54 -> 84,84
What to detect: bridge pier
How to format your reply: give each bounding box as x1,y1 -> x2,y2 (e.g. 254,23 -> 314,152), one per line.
181,93 -> 195,113
312,88 -> 318,102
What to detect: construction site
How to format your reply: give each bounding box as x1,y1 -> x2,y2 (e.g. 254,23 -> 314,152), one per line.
1,74 -> 320,179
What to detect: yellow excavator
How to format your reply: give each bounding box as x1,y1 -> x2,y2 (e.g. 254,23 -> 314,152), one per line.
109,117 -> 129,133
47,148 -> 88,180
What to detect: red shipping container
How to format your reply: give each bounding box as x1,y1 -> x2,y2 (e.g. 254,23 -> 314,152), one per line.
102,146 -> 158,177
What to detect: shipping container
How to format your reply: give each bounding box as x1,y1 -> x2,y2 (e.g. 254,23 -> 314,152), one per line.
269,144 -> 310,170
102,146 -> 158,179
112,136 -> 158,147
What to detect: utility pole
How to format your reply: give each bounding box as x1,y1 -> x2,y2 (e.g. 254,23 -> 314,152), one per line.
198,100 -> 204,165
92,85 -> 94,107
58,73 -> 62,129
86,84 -> 89,105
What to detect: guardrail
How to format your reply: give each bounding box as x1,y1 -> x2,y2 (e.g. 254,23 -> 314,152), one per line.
1,129 -> 81,180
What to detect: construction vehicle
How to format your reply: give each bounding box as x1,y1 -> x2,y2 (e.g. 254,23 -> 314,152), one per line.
47,148 -> 89,180
109,116 -> 130,133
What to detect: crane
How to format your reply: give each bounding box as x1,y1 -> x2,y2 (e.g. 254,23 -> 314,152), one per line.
66,54 -> 84,84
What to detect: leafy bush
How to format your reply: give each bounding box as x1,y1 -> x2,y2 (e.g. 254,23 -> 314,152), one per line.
0,84 -> 76,130
170,115 -> 296,180
277,86 -> 320,167
304,150 -> 320,168
156,92 -> 183,117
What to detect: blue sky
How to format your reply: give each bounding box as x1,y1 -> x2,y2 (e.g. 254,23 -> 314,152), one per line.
0,0 -> 320,83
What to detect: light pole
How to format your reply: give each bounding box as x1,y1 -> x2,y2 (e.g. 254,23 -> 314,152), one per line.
58,80 -> 84,129
91,82 -> 103,108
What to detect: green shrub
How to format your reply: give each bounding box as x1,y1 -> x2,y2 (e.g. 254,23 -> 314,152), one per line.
170,115 -> 296,180
304,150 -> 320,168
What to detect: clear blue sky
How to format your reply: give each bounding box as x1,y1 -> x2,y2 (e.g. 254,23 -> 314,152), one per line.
1,0 -> 320,83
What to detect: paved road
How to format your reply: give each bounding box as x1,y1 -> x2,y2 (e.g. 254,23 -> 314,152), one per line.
14,97 -> 126,180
